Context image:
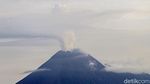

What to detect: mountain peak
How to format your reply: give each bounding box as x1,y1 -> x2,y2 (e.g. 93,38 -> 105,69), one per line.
16,49 -> 150,84
39,49 -> 105,70
51,49 -> 86,59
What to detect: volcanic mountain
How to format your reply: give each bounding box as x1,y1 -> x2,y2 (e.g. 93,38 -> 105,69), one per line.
16,49 -> 150,84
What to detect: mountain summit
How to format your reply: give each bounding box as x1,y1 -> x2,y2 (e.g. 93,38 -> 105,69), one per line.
39,49 -> 105,71
16,49 -> 150,84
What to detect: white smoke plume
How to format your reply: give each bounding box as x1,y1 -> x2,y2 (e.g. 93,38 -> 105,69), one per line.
63,31 -> 76,51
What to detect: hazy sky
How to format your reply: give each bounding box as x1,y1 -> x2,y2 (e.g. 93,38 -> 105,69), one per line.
0,0 -> 150,84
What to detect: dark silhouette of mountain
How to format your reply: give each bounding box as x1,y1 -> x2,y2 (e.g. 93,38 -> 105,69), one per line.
16,49 -> 150,84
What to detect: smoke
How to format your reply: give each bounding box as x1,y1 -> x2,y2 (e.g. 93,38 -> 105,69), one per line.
63,31 -> 76,51
0,32 -> 76,51
0,35 -> 65,49
33,31 -> 76,51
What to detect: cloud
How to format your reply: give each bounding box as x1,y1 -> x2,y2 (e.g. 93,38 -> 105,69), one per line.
0,34 -> 65,50
1,0 -> 150,84
22,68 -> 51,74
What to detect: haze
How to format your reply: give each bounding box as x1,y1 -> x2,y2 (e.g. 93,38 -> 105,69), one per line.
0,0 -> 150,84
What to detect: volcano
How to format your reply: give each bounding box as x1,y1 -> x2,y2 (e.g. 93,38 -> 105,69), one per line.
16,49 -> 150,84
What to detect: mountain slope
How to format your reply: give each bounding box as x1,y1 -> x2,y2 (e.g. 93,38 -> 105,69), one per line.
16,49 -> 150,84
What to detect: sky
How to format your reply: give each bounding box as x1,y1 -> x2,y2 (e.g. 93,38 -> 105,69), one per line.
0,0 -> 150,84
